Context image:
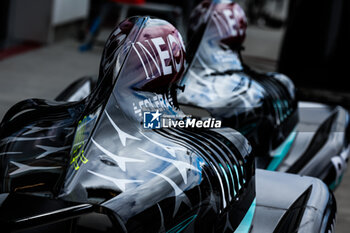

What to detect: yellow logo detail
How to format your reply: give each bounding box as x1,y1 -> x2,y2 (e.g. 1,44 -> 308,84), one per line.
70,116 -> 89,170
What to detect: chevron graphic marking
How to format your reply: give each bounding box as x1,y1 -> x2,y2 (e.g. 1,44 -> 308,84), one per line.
35,145 -> 71,159
139,148 -> 200,184
92,138 -> 144,172
105,110 -> 140,146
10,161 -> 61,176
148,170 -> 191,217
88,170 -> 143,192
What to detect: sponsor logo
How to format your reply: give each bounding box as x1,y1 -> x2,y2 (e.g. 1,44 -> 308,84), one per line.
143,110 -> 221,129
144,110 -> 162,129
132,34 -> 185,80
212,5 -> 246,37
70,116 -> 90,170
133,94 -> 174,117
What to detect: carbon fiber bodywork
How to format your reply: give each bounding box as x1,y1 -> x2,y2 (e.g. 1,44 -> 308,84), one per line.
0,16 -> 336,233
253,169 -> 336,233
0,17 -> 255,233
177,0 -> 350,188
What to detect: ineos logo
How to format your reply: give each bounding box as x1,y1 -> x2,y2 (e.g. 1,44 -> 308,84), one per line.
212,6 -> 245,38
132,34 -> 184,80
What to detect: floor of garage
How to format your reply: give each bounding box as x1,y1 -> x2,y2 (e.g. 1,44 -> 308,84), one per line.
0,32 -> 349,231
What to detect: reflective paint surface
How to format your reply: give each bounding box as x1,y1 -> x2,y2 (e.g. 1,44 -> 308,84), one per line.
179,0 -> 350,188
0,16 -> 255,232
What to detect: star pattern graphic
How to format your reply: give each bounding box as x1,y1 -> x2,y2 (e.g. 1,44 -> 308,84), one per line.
148,170 -> 191,217
140,132 -> 187,157
105,110 -> 141,146
23,126 -> 56,135
92,138 -> 144,172
201,192 -> 219,217
157,204 -> 166,233
0,152 -> 22,156
1,135 -> 56,146
9,161 -> 61,176
35,145 -> 71,159
139,148 -> 200,184
88,170 -> 143,192
223,212 -> 234,232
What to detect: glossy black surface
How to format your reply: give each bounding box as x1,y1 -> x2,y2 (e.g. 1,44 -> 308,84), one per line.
178,0 -> 298,155
0,17 -> 255,232
253,169 -> 336,233
275,102 -> 350,189
0,12 -> 338,233
178,0 -> 350,188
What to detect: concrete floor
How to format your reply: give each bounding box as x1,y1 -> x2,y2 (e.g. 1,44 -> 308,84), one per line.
0,40 -> 102,114
0,36 -> 349,231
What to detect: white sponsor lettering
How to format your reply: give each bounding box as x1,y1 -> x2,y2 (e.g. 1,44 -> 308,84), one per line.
223,9 -> 238,36
133,94 -> 174,117
132,35 -> 184,79
167,34 -> 182,72
162,118 -> 221,128
152,37 -> 172,76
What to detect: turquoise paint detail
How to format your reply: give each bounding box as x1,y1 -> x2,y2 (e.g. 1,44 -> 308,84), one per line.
273,102 -> 280,121
234,165 -> 242,189
241,165 -> 246,184
195,157 -> 204,185
227,163 -> 237,196
219,163 -> 232,199
234,198 -> 256,233
239,123 -> 257,135
329,174 -> 344,190
267,131 -> 297,171
276,100 -> 284,121
284,100 -> 290,116
166,215 -> 197,233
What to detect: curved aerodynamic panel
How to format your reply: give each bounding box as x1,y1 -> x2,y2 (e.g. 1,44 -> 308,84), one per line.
178,0 -> 298,154
186,0 -> 247,72
59,16 -> 255,233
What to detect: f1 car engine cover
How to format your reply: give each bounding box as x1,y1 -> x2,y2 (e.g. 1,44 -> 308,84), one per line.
0,17 -> 255,233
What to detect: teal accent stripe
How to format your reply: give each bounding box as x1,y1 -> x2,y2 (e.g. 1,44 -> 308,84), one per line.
276,100 -> 284,121
329,174 -> 344,190
267,131 -> 297,171
234,165 -> 242,189
227,163 -> 237,196
166,215 -> 197,233
241,166 -> 246,184
219,163 -> 232,200
234,198 -> 256,233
